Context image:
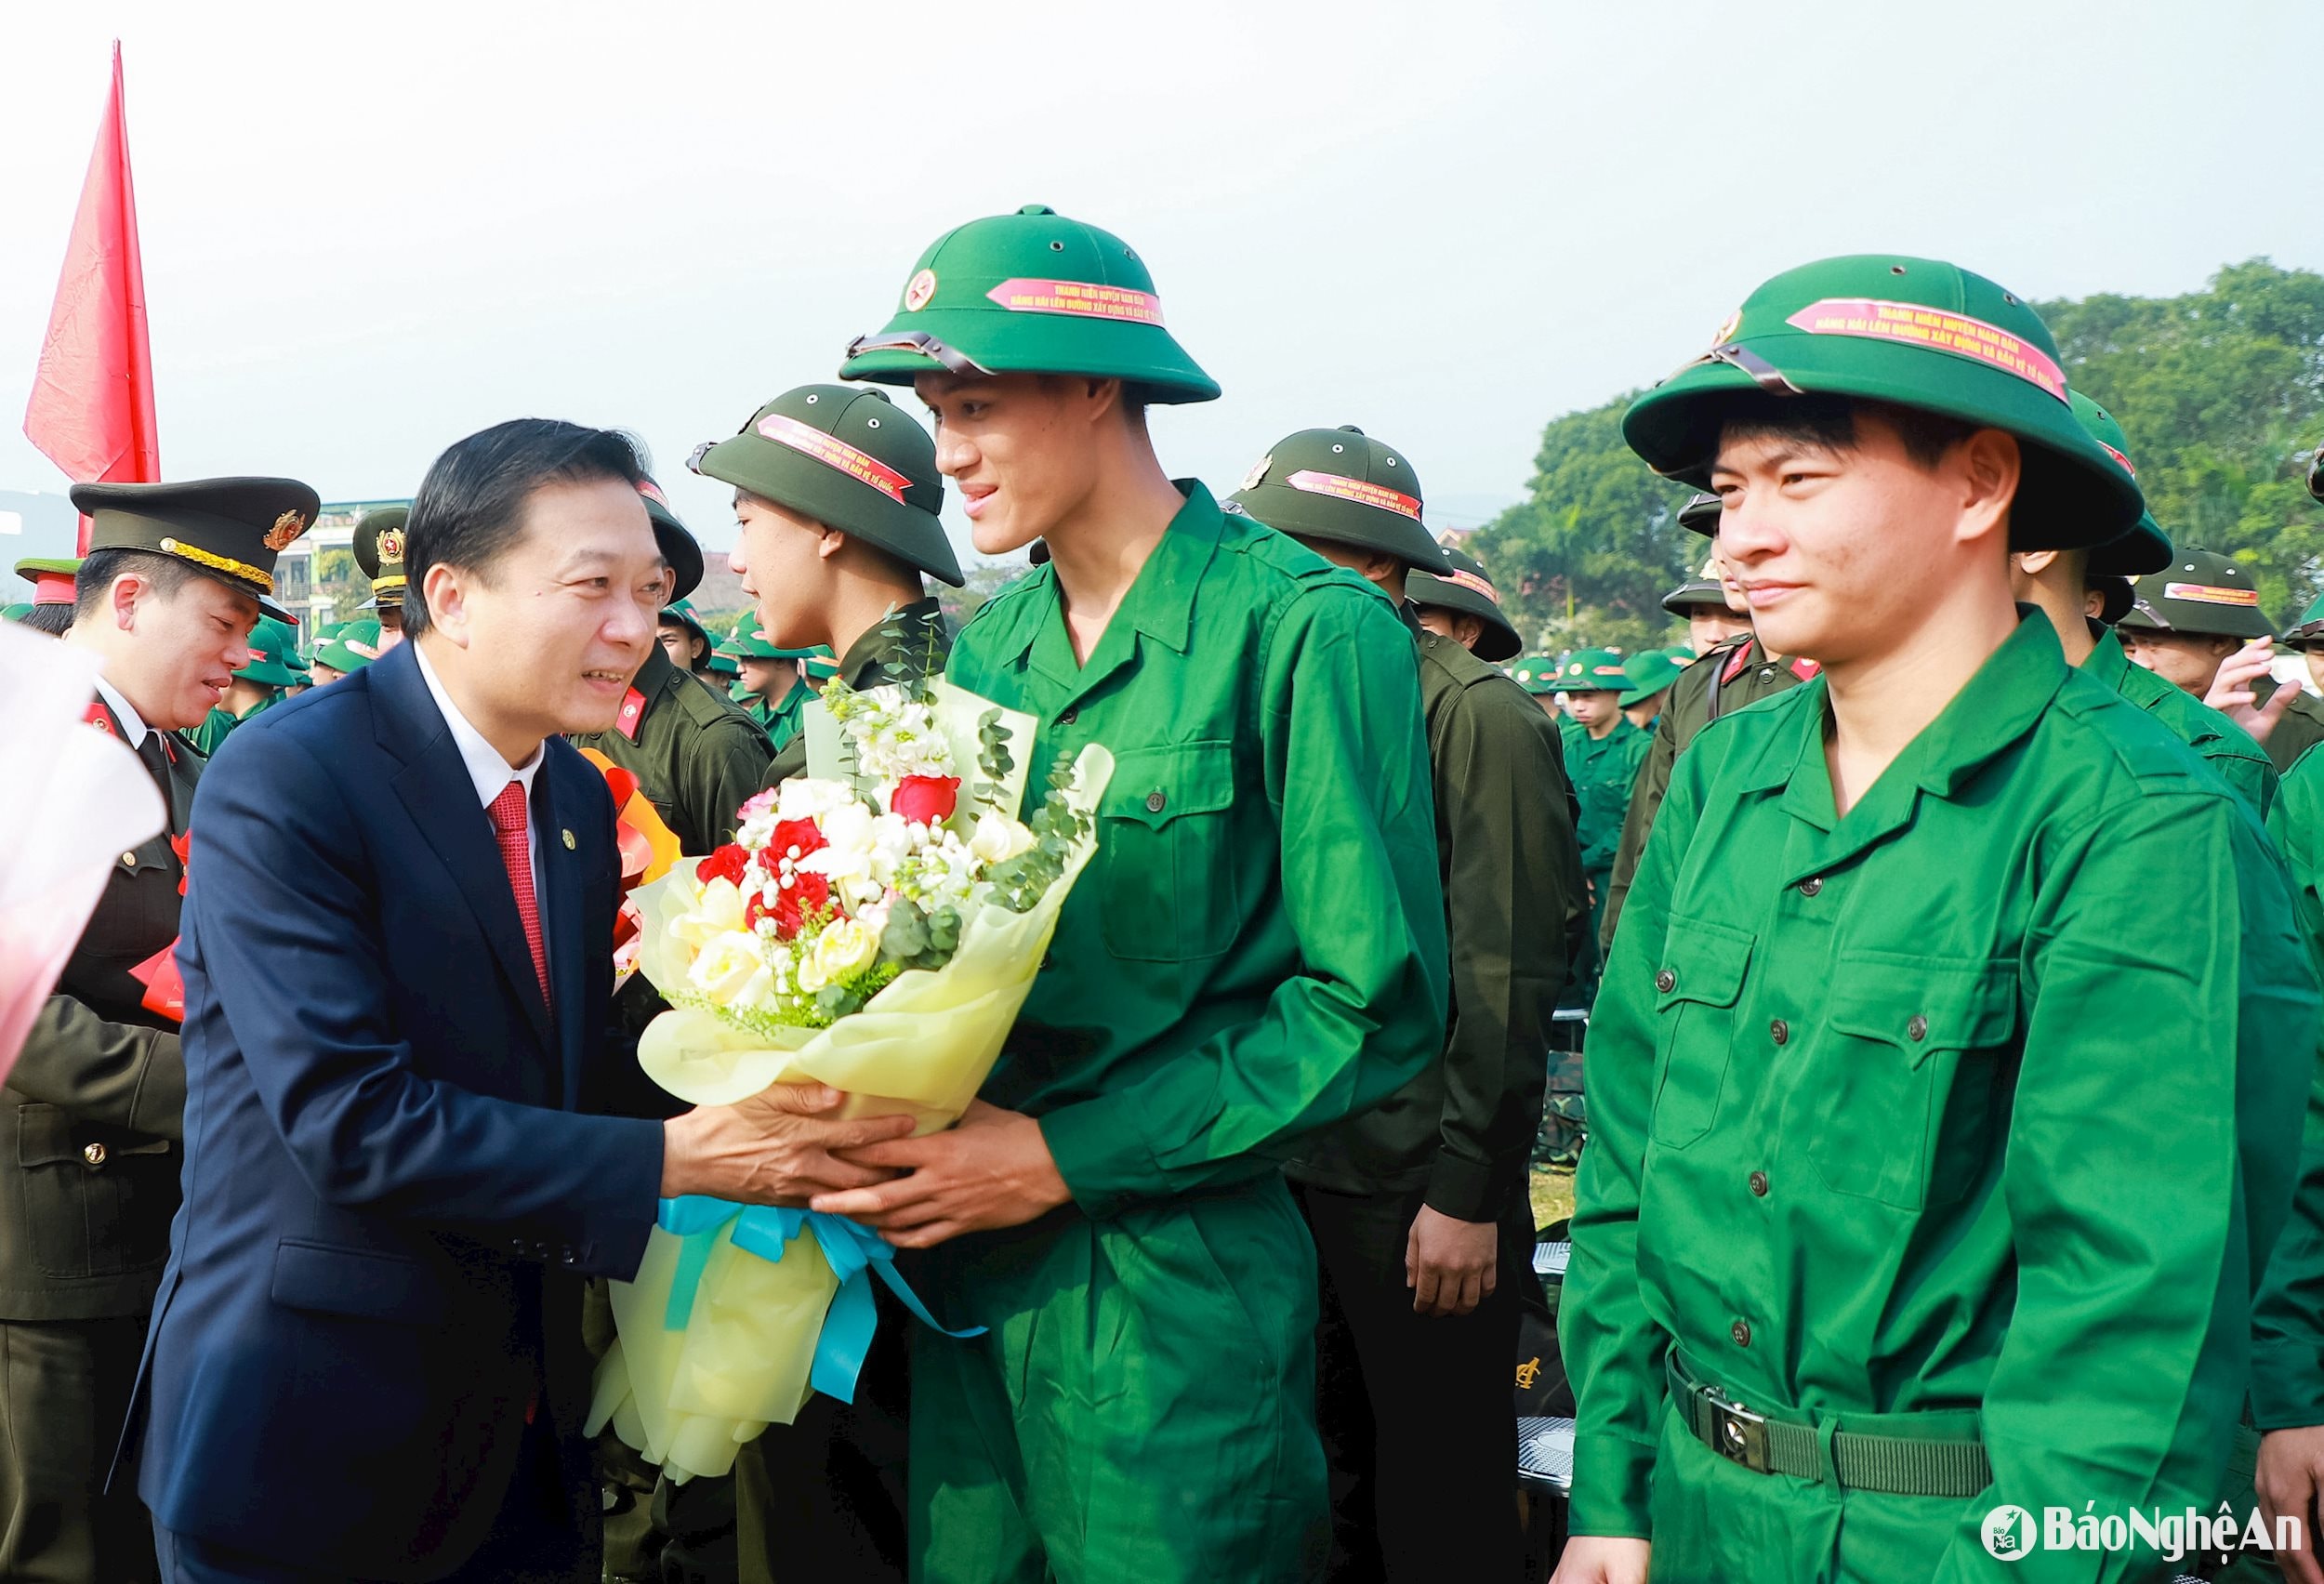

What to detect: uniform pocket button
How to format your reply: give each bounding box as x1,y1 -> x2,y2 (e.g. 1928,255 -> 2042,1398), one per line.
1748,1170 -> 1769,1197
1145,790 -> 1167,813
1730,1319 -> 1751,1347
1798,877 -> 1822,896
1655,970 -> 1676,994
1768,1019 -> 1789,1046
82,1142 -> 107,1168
1907,1014 -> 1929,1043
1060,708 -> 1077,726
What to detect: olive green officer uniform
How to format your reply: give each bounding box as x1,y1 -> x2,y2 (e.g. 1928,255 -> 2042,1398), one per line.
1566,253 -> 2317,1583
3,478 -> 315,1584
839,206 -> 1446,1584
188,615 -> 301,757
1407,546 -> 1524,661
1234,428 -> 1580,1578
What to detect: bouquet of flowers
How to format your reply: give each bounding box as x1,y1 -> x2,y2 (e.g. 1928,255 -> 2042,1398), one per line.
587,671 -> 1111,1483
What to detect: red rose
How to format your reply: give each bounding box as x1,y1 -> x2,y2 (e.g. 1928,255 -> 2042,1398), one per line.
695,844 -> 750,886
891,775 -> 960,825
765,817 -> 827,863
772,871 -> 834,941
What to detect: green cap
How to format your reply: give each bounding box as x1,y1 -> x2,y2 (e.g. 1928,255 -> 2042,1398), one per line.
2069,390 -> 2170,578
1225,426 -> 1452,574
690,385 -> 959,587
353,506 -> 410,610
706,649 -> 739,679
1562,648 -> 1632,693
1625,256 -> 2145,548
2116,548 -> 2274,640
1511,654 -> 1563,694
1677,491 -> 1723,537
718,618 -> 821,662
839,205 -> 1219,403
14,556 -> 81,606
1662,554 -> 1729,615
1406,545 -> 1522,661
1664,643 -> 1698,667
235,615 -> 304,689
804,651 -> 839,681
1618,650 -> 1685,707
2282,592 -> 2324,648
73,477 -> 317,619
315,619 -> 384,674
660,599 -> 712,656
2,602 -> 32,624
633,481 -> 706,602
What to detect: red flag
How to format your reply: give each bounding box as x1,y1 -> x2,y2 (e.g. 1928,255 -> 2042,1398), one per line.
24,42 -> 159,551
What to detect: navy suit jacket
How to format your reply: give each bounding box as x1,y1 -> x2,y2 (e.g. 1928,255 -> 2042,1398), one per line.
125,640 -> 666,1581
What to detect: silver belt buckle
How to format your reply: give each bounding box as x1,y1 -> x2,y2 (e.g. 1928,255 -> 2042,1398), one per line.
1704,1393 -> 1771,1473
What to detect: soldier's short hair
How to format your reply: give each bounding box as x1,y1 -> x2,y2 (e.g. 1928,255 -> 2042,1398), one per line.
1718,391 -> 1979,473
73,548 -> 198,622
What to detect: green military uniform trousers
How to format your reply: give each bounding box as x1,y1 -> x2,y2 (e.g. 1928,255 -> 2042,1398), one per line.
910,1184 -> 1326,1584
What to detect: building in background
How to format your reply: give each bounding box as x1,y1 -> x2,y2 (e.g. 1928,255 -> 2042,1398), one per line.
272,499 -> 409,644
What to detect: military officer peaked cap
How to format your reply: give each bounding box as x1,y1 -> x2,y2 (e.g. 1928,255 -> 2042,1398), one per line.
1406,545 -> 1522,661
14,556 -> 81,606
73,476 -> 317,617
353,506 -> 410,609
1227,426 -> 1453,574
839,205 -> 1219,404
1624,255 -> 2146,548
2116,548 -> 2276,640
633,480 -> 706,602
691,384 -> 961,587
1562,648 -> 1632,693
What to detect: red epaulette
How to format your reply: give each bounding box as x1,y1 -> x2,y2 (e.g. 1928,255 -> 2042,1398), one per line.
615,688 -> 647,743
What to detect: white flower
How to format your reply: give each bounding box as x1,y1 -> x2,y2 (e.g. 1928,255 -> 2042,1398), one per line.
970,811 -> 1036,865
687,931 -> 763,1004
674,877 -> 746,947
797,917 -> 879,992
774,777 -> 857,825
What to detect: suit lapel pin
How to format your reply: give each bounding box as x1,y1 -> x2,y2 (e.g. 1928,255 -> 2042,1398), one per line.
561,828 -> 576,851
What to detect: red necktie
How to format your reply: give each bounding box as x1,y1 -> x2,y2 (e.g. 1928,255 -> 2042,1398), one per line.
488,780 -> 551,1012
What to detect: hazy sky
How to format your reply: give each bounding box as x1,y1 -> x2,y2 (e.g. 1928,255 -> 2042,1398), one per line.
3,0 -> 2317,569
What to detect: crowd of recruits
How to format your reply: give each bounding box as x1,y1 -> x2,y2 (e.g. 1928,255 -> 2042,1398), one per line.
9,201 -> 2324,1584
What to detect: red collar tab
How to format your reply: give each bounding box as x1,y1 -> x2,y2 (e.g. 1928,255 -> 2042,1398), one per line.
83,701 -> 118,737
1788,657 -> 1821,681
615,688 -> 647,742
1719,643 -> 1754,685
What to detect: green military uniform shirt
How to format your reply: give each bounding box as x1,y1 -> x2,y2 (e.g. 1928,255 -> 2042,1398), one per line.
1286,628 -> 1586,1221
569,644 -> 772,856
1602,633 -> 1815,954
2084,625 -> 2278,818
732,679 -> 810,756
2263,686 -> 2324,776
1569,718 -> 1647,877
761,599 -> 950,787
1563,614 -> 2315,1578
2253,746 -> 2324,1430
188,692 -> 276,759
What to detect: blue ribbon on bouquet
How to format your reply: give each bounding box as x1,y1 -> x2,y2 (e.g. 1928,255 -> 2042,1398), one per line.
654,1196 -> 983,1405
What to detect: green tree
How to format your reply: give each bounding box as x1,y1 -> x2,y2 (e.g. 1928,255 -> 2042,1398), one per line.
2036,258 -> 2324,622
1469,395 -> 1697,654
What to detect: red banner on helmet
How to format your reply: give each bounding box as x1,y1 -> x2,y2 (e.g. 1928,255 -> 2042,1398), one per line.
984,278 -> 1166,325
2164,582 -> 2260,608
1785,297 -> 2067,401
1443,568 -> 1502,604
1285,469 -> 1422,521
755,414 -> 912,504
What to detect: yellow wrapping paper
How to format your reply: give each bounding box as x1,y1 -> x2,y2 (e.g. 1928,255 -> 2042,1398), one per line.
586,743 -> 1113,1482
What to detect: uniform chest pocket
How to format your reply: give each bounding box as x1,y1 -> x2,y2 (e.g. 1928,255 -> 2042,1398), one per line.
1805,954 -> 2017,1210
1648,917 -> 1754,1149
1097,742 -> 1240,963
14,1102 -> 178,1280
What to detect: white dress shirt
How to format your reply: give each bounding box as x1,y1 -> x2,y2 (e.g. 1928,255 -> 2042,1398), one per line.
93,673 -> 152,749
413,641 -> 548,951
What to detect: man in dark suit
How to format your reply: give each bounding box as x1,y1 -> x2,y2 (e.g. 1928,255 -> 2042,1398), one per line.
126,419 -> 918,1584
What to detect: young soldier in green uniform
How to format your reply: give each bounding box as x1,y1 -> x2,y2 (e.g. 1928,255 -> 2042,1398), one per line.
695,382 -> 964,789
352,504 -> 409,649
1560,648 -> 1646,979
309,618 -> 382,685
1231,424 -> 1584,1578
2119,547 -> 2324,772
1556,255 -> 2316,1584
807,205 -> 1447,1584
656,596 -> 719,686
719,619 -> 819,752
652,383 -> 963,1584
1408,544 -> 1525,661
1617,650 -> 1684,733
1599,512 -> 1818,957
2009,392 -> 2278,817
188,614 -> 301,754
3,478 -> 315,1583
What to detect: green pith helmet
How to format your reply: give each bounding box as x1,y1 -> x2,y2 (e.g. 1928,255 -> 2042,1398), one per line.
315,618 -> 383,673
73,478 -> 317,620
1511,654 -> 1564,694
1618,650 -> 1685,707
1625,256 -> 2146,548
1662,554 -> 1729,614
660,599 -> 712,659
1406,544 -> 1522,661
633,480 -> 706,602
690,384 -> 960,587
2282,591 -> 2324,648
838,205 -> 1219,403
1562,648 -> 1631,693
2116,547 -> 2275,640
14,556 -> 81,607
719,617 -> 820,663
804,650 -> 839,682
235,616 -> 304,689
1226,425 -> 1452,574
706,649 -> 739,679
2307,445 -> 2324,504
2070,390 -> 2170,579
1664,643 -> 1698,667
1677,491 -> 1723,537
353,506 -> 409,610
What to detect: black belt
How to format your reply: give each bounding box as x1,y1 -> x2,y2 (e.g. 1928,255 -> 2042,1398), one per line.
1667,1352 -> 1991,1498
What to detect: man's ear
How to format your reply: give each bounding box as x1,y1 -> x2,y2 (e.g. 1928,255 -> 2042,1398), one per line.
815,526 -> 850,563
2015,548 -> 2061,576
421,563 -> 469,646
109,573 -> 142,631
1956,429 -> 2023,548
